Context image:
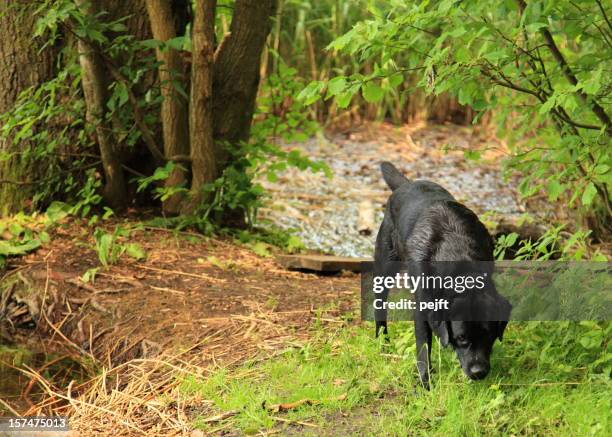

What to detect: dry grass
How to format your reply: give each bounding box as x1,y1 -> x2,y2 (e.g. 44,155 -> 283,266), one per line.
16,307 -> 343,436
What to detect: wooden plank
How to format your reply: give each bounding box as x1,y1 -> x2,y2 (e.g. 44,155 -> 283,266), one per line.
277,255 -> 372,273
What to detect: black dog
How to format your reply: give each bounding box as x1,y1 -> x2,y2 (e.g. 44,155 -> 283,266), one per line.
373,161 -> 511,388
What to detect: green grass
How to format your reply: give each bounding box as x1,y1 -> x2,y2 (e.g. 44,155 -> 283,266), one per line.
181,320 -> 610,436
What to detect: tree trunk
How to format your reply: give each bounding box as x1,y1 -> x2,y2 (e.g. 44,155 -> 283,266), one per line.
186,0 -> 217,213
76,0 -> 128,212
0,0 -> 58,215
212,0 -> 278,167
145,0 -> 190,215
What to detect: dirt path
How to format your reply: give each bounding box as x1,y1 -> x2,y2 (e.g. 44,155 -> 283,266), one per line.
4,224 -> 358,362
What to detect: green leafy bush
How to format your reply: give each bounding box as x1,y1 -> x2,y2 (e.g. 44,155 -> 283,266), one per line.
300,0 -> 611,239
0,213 -> 52,268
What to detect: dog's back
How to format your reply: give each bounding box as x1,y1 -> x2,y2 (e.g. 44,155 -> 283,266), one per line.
379,162 -> 493,263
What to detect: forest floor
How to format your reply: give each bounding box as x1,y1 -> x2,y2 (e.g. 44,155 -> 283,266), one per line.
0,123 -> 608,436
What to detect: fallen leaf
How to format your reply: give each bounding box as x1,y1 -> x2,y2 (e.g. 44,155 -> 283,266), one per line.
264,398 -> 314,413
334,393 -> 348,401
200,409 -> 239,423
368,382 -> 381,394
263,392 -> 347,413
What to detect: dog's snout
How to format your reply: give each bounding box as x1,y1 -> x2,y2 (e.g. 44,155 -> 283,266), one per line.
468,363 -> 489,380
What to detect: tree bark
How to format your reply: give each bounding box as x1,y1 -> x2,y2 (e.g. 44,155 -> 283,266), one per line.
0,0 -> 58,215
186,0 -> 217,213
76,0 -> 127,212
212,0 -> 278,167
145,0 -> 190,215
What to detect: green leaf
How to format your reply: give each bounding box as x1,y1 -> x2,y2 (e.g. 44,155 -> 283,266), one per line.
581,182 -> 598,206
336,92 -> 353,108
249,241 -> 272,258
388,72 -> 404,88
579,332 -> 602,349
139,39 -> 164,50
335,83 -> 361,109
327,77 -> 347,97
286,235 -> 304,253
505,232 -> 519,247
108,22 -> 127,32
125,243 -> 146,261
297,81 -> 325,105
525,22 -> 547,33
94,229 -> 114,267
546,180 -> 565,201
266,171 -> 278,183
593,164 -> 609,175
82,267 -> 100,284
9,223 -> 24,236
326,31 -> 353,52
539,97 -> 556,115
165,36 -> 186,51
206,256 -> 227,270
0,239 -> 41,256
463,150 -> 481,161
455,46 -> 470,63
39,231 -> 51,244
362,82 -> 384,103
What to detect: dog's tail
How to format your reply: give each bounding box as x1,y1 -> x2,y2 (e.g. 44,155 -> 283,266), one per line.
380,161 -> 409,190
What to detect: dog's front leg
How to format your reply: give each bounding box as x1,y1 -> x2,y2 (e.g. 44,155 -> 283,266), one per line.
373,216 -> 396,339
415,319 -> 432,389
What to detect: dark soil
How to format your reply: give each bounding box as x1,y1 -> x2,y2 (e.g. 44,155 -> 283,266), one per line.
2,221 -> 360,370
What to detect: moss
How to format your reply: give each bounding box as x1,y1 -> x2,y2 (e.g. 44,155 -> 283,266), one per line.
0,154 -> 36,216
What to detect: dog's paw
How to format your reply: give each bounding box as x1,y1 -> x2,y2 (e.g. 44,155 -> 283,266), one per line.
412,380 -> 430,395
418,373 -> 431,391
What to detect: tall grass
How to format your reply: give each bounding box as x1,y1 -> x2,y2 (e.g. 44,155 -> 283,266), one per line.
261,0 -> 471,127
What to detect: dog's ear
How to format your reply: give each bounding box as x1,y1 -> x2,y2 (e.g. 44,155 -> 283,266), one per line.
380,161 -> 409,191
496,321 -> 508,342
495,295 -> 512,342
432,321 -> 451,347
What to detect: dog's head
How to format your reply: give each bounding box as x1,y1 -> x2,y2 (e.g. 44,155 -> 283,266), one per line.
432,293 -> 511,380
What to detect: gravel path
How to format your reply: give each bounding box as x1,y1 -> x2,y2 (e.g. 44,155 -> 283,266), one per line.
258,123 -> 526,257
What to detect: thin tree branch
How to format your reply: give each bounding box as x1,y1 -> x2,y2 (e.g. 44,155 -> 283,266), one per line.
554,108 -> 603,131
592,20 -> 612,50
481,63 -> 545,101
539,27 -> 612,134
595,0 -> 612,34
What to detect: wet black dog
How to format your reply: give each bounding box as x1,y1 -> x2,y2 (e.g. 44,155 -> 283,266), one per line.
373,162 -> 511,388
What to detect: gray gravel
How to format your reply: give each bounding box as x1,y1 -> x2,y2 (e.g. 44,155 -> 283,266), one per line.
258,126 -> 525,257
